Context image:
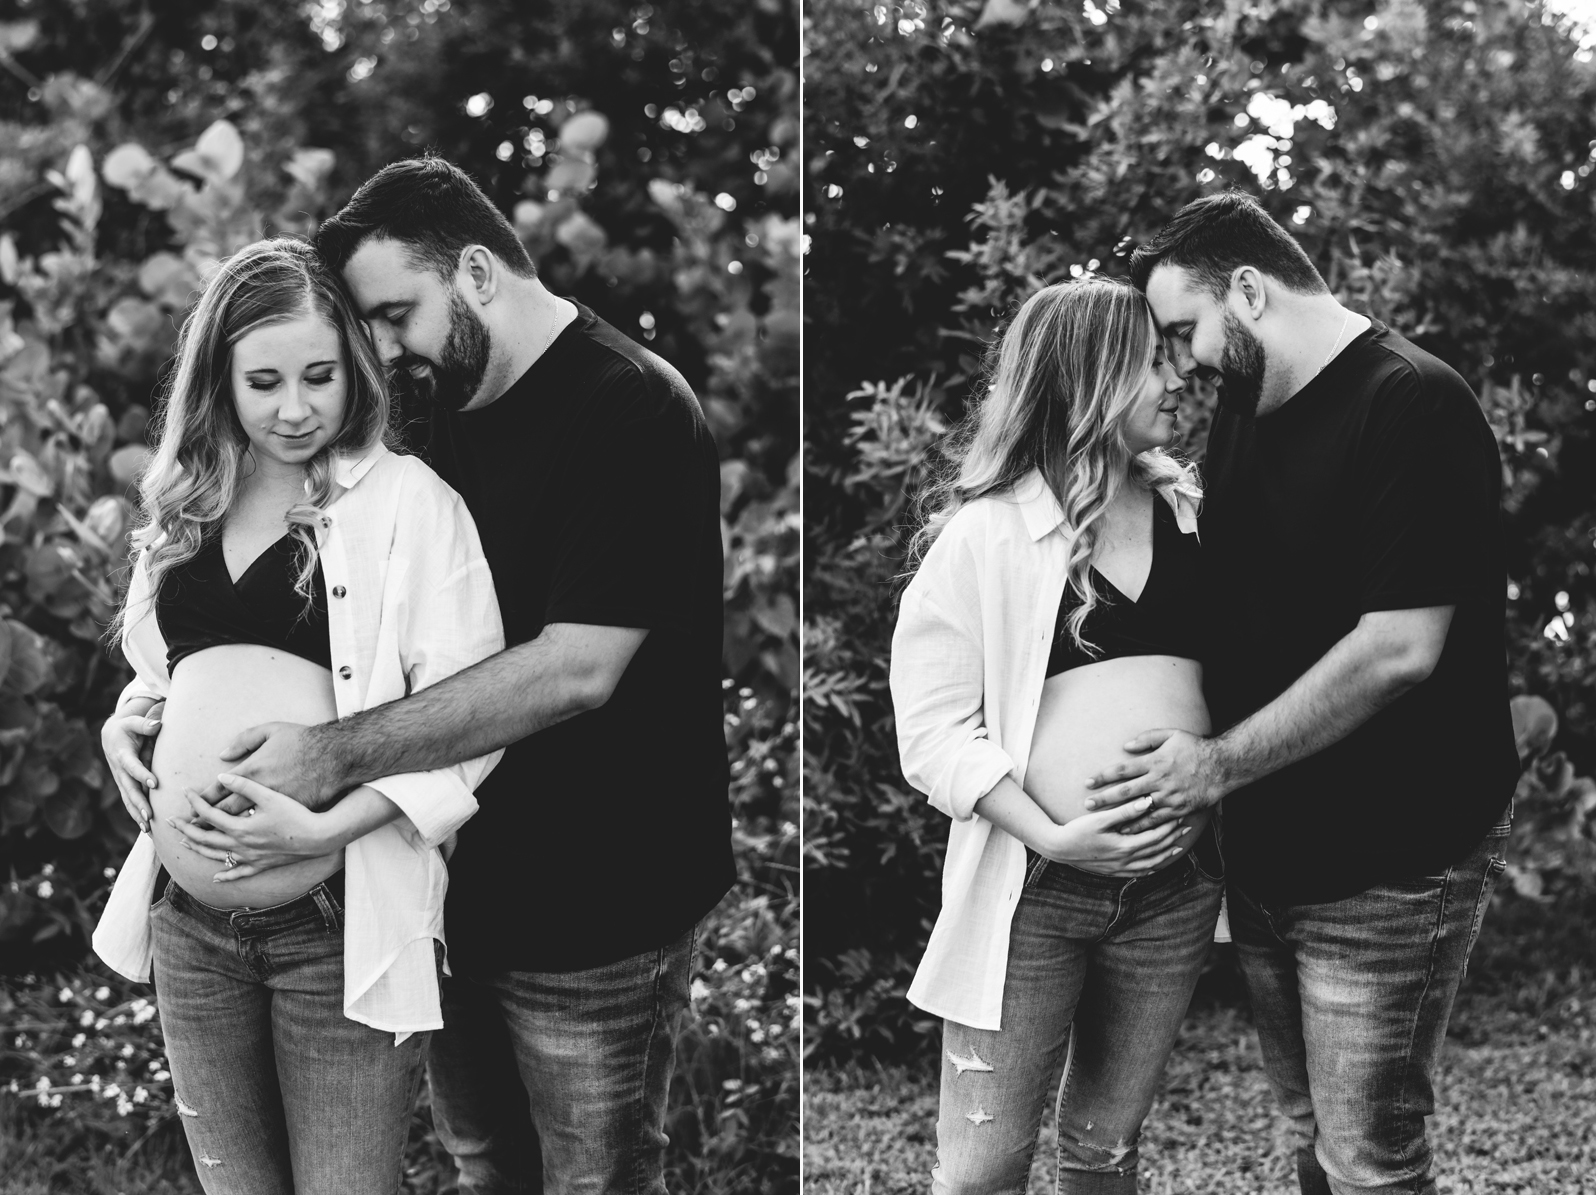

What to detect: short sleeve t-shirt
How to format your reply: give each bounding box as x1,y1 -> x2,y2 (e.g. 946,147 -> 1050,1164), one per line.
1201,320 -> 1518,905
400,302 -> 734,972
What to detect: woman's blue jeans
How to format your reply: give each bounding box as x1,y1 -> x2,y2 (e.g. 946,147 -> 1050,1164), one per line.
150,874 -> 429,1195
1229,808 -> 1512,1195
932,846 -> 1224,1195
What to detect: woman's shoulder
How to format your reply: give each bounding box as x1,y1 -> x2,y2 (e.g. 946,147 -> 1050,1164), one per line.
352,448 -> 466,512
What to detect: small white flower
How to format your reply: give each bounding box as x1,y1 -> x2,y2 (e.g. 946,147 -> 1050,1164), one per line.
71,1034 -> 86,1048
34,1077 -> 50,1091
153,1069 -> 170,1081
61,1055 -> 77,1068
78,1010 -> 94,1027
690,978 -> 711,1003
132,1005 -> 156,1025
120,1044 -> 135,1058
72,1074 -> 83,1084
35,881 -> 53,899
133,1087 -> 148,1103
93,987 -> 110,1002
59,987 -> 73,1003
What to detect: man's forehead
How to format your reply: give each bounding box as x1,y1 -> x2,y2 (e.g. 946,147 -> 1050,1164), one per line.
342,238 -> 431,304
1145,264 -> 1214,322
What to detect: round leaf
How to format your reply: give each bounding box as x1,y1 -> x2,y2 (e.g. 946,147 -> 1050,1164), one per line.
102,143 -> 156,190
42,782 -> 92,839
559,111 -> 611,153
109,444 -> 153,487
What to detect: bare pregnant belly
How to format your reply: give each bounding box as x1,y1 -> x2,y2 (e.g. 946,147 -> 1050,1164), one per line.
1027,655 -> 1212,866
149,645 -> 342,909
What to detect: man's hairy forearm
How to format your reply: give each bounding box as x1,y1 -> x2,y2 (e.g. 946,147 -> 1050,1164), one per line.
311,627 -> 615,791
1208,610 -> 1449,795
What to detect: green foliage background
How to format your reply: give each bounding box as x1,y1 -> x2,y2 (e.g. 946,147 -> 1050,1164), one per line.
0,1 -> 797,1191
804,0 -> 1596,1061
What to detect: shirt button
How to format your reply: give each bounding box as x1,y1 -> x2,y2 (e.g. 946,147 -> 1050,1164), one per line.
331,585 -> 346,599
338,666 -> 352,680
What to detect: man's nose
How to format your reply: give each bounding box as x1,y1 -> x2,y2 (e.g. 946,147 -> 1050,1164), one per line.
1170,340 -> 1198,380
370,324 -> 403,366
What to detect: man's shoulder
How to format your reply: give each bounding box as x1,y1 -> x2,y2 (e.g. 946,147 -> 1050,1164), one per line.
1361,324 -> 1480,416
567,308 -> 703,427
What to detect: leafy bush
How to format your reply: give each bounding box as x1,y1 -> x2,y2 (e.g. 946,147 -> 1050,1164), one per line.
0,1 -> 796,1188
805,0 -> 1596,1060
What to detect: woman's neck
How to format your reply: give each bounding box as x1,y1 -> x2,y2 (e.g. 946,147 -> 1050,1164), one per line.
235,456 -> 310,519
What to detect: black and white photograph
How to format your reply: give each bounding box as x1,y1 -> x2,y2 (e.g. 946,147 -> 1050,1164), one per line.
0,2 -> 796,1193
804,1 -> 1596,1193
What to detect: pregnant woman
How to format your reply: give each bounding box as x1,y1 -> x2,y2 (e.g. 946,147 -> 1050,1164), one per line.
92,238 -> 504,1193
891,277 -> 1223,1194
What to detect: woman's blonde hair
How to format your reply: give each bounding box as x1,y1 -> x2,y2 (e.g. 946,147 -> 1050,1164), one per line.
113,237 -> 393,643
912,276 -> 1201,655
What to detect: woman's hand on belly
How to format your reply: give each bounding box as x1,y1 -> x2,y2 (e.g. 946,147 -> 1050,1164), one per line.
169,781 -> 342,883
1033,793 -> 1193,877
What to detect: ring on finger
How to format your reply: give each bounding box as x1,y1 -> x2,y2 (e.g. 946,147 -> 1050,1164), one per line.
224,852 -> 238,869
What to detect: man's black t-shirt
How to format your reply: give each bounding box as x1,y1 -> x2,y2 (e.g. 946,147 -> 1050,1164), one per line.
1201,320 -> 1518,906
401,302 -> 734,972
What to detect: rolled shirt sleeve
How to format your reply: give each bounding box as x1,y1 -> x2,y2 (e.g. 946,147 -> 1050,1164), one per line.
363,464 -> 506,841
890,551 -> 1016,823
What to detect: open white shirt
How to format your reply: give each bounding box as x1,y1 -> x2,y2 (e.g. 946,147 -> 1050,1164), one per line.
93,444 -> 505,1042
890,470 -> 1198,1031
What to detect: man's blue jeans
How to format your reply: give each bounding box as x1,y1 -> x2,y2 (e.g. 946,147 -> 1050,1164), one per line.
426,925 -> 696,1195
1229,809 -> 1511,1195
932,846 -> 1224,1195
150,874 -> 429,1195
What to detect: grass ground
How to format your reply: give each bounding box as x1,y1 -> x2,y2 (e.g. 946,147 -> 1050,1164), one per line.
806,892 -> 1596,1195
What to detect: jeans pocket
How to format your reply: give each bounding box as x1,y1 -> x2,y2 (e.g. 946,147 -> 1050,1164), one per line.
1022,848 -> 1050,891
1462,855 -> 1508,974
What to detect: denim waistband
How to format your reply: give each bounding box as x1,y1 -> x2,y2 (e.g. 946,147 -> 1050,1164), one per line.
1027,820 -> 1221,894
162,867 -> 344,936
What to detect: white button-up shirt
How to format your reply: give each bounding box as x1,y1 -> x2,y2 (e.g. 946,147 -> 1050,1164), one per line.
93,444 -> 505,1041
891,470 -> 1198,1030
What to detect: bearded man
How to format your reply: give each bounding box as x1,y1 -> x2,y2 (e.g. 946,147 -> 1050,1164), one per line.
1086,191 -> 1517,1195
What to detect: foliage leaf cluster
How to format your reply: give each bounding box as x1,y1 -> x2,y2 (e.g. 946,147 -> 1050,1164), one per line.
805,0 -> 1596,1059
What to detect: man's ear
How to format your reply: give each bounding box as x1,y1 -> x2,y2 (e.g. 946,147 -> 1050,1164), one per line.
1231,265 -> 1267,320
459,245 -> 499,305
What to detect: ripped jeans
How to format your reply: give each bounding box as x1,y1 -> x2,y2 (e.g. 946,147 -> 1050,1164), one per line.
933,842 -> 1223,1195
150,873 -> 429,1195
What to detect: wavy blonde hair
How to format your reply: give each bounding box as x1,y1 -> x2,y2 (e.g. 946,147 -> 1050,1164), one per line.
112,237 -> 393,644
912,277 -> 1201,655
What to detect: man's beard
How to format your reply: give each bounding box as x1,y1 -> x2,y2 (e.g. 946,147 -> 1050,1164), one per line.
1216,309 -> 1267,417
388,289 -> 492,413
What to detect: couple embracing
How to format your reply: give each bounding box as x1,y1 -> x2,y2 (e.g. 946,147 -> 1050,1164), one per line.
892,193 -> 1518,1195
92,156 -> 733,1194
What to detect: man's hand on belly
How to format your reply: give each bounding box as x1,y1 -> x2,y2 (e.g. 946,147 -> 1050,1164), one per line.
1083,728 -> 1228,832
194,721 -> 343,813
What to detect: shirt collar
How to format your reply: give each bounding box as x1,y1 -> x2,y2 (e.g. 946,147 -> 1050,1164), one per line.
1014,469 -> 1067,542
333,441 -> 389,490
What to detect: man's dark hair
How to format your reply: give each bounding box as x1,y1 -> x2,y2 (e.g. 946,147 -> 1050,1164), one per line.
1128,191 -> 1326,299
315,155 -> 537,281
